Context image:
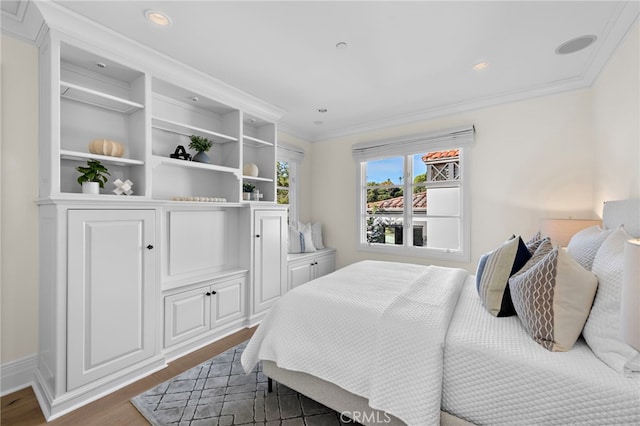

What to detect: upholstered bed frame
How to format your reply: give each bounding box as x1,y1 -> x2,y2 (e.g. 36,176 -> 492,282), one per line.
262,199 -> 640,426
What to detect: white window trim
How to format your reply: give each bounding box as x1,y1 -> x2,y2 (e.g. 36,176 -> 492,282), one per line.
277,143 -> 304,224
353,125 -> 474,262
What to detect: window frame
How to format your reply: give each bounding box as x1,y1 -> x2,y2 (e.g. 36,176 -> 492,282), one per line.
353,127 -> 473,262
277,143 -> 304,225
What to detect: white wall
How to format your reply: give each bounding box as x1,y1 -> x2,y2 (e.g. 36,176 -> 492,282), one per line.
0,35 -> 40,364
310,89 -> 597,271
592,22 -> 640,211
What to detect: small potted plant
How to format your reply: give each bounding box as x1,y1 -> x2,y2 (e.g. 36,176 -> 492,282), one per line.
242,182 -> 255,201
189,135 -> 213,163
76,159 -> 110,194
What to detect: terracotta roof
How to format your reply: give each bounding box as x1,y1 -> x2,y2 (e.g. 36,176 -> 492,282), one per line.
422,149 -> 459,162
368,192 -> 426,211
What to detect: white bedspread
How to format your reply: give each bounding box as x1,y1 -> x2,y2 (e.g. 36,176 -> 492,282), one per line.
242,260 -> 468,426
443,280 -> 640,425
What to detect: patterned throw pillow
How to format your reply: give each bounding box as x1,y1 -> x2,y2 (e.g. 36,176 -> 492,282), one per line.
509,247 -> 598,351
476,236 -> 532,317
512,237 -> 553,279
583,227 -> 639,373
566,226 -> 614,271
525,230 -> 544,254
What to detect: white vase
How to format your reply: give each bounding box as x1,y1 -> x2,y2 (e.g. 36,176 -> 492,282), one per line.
243,163 -> 259,177
82,182 -> 100,195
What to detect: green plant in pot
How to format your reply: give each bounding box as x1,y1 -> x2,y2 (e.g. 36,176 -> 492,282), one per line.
242,182 -> 255,200
189,135 -> 213,163
76,159 -> 110,195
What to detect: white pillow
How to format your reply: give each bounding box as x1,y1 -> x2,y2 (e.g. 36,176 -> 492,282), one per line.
289,223 -> 316,254
566,225 -> 613,271
311,223 -> 325,249
583,226 -> 639,373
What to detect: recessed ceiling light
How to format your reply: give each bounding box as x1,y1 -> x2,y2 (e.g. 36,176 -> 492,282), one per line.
190,96 -> 199,102
555,35 -> 597,55
249,118 -> 257,123
336,42 -> 348,50
472,61 -> 489,71
318,108 -> 328,113
145,9 -> 172,27
96,62 -> 107,69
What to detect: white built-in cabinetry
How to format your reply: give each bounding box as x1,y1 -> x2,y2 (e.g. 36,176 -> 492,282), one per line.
66,209 -> 158,390
250,208 -> 288,319
287,249 -> 337,290
34,4 -> 288,421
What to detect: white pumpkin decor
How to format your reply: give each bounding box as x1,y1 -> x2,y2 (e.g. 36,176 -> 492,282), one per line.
243,162 -> 259,177
88,139 -> 125,157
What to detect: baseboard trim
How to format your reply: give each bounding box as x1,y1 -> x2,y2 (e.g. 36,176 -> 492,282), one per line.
1,354 -> 38,396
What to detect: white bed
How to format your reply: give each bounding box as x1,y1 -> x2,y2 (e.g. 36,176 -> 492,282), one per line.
242,200 -> 640,425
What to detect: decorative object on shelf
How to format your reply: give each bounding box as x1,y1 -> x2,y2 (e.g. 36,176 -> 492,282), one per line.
112,179 -> 134,196
76,159 -> 110,194
88,139 -> 125,158
171,196 -> 227,202
242,182 -> 255,201
243,162 -> 259,177
251,189 -> 263,201
189,135 -> 213,163
169,145 -> 191,161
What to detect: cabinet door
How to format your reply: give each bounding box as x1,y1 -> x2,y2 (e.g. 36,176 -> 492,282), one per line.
253,210 -> 287,313
164,287 -> 211,348
314,254 -> 336,280
211,277 -> 246,328
288,261 -> 313,290
67,210 -> 156,390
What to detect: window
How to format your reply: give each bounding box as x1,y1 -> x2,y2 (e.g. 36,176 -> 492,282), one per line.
353,126 -> 474,261
277,143 -> 304,224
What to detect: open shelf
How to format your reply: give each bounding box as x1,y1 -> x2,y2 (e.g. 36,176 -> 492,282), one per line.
152,155 -> 240,176
243,135 -> 273,149
60,81 -> 144,114
60,150 -> 144,166
152,117 -> 238,143
242,175 -> 273,183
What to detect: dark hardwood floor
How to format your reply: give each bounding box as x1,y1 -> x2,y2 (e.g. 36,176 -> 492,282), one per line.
1,327 -> 256,425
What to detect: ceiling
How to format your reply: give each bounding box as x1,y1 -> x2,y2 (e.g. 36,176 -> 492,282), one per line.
19,2 -> 640,141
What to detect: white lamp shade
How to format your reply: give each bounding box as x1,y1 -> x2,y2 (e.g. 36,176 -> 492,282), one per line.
621,239 -> 640,352
539,218 -> 601,247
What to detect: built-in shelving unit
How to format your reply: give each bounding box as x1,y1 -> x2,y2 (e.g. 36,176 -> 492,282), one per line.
57,42 -> 148,196
36,10 -> 287,421
242,114 -> 276,202
150,78 -> 242,202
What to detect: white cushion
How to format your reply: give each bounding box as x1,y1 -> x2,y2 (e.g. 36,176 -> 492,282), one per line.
311,223 -> 325,249
289,223 -> 316,254
583,227 -> 639,373
566,226 -> 613,271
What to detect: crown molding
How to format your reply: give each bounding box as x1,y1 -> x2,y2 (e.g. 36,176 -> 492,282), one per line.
0,1 -> 47,45
286,1 -> 640,143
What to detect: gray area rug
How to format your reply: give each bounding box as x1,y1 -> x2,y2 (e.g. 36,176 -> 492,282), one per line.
131,342 -> 356,425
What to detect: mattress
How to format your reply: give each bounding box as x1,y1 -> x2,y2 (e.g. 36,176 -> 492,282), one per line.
442,279 -> 640,425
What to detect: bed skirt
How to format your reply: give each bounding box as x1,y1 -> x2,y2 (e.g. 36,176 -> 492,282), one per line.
262,361 -> 473,426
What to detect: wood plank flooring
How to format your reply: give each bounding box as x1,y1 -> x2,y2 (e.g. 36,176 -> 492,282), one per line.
1,327 -> 256,426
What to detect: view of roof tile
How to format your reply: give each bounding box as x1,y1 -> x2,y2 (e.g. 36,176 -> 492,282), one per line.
422,149 -> 459,162
368,191 -> 426,211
